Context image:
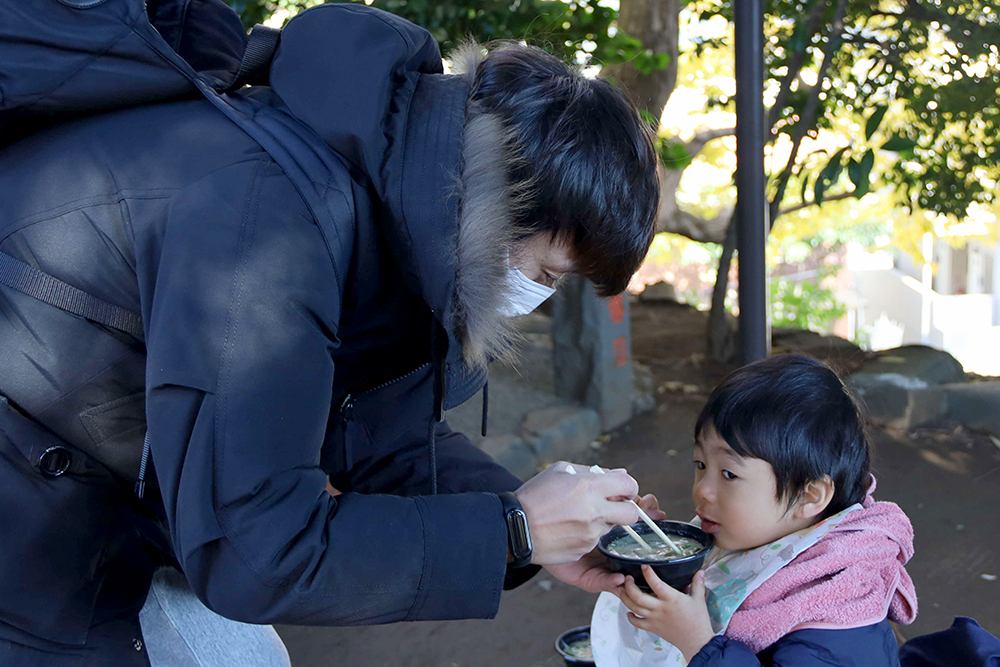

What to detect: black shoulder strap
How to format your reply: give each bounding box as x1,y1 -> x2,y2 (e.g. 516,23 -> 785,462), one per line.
228,24 -> 281,91
0,251 -> 144,339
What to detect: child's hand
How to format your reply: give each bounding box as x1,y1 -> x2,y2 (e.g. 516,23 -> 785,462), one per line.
636,493 -> 667,521
617,566 -> 715,662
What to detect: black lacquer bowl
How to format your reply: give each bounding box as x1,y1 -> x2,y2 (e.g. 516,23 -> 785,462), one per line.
598,520 -> 713,593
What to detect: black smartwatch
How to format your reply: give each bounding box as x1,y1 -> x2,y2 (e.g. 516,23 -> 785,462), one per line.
498,491 -> 532,568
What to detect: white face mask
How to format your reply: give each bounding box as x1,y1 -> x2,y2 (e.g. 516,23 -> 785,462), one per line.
499,257 -> 557,317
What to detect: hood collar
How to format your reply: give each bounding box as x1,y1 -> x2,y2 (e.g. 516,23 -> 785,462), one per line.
271,8 -> 517,408
381,71 -> 520,408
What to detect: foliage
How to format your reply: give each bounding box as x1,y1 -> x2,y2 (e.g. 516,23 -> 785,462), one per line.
769,265 -> 846,333
656,138 -> 695,170
224,0 -> 662,69
692,0 -> 1000,225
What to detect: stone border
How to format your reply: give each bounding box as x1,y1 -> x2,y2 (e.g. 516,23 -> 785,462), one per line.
479,405 -> 602,480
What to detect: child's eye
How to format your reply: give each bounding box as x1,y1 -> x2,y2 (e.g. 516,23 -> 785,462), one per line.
722,470 -> 738,481
693,460 -> 706,470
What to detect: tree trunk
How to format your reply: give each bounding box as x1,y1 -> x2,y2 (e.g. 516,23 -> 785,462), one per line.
707,212 -> 738,362
604,0 -> 681,117
706,0 -> 850,363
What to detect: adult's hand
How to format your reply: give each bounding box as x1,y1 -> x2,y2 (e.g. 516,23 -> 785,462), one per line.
514,461 -> 639,566
543,492 -> 667,593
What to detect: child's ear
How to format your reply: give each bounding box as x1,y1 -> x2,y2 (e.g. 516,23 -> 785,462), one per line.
794,476 -> 835,520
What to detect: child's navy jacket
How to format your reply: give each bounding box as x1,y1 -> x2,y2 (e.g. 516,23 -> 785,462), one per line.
690,619 -> 900,666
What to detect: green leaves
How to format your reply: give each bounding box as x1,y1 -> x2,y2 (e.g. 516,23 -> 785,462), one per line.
847,149 -> 875,199
880,135 -> 919,152
848,149 -> 875,198
769,265 -> 846,334
813,146 -> 849,205
865,106 -> 887,141
805,144 -> 876,205
656,138 -> 693,170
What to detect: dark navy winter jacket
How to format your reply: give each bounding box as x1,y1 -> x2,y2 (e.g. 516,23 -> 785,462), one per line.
690,619 -> 901,666
0,3 -> 530,662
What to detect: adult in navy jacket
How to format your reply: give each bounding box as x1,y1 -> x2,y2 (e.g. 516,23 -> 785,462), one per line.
0,3 -> 659,665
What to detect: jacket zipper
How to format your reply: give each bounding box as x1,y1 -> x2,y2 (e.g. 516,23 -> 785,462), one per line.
339,362 -> 432,417
135,431 -> 151,499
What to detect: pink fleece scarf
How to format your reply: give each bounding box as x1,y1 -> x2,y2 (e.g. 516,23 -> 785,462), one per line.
723,479 -> 918,653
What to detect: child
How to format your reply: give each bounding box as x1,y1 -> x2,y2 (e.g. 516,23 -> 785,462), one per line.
593,354 -> 917,666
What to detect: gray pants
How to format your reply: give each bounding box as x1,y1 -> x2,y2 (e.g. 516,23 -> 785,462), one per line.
139,567 -> 292,667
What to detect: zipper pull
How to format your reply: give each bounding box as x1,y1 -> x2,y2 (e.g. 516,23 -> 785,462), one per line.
339,394 -> 354,421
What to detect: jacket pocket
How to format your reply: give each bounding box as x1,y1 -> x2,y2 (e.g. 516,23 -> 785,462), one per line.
80,390 -> 146,482
0,395 -> 130,646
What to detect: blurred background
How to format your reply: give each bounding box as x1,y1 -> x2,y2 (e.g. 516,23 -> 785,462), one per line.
225,0 -> 999,374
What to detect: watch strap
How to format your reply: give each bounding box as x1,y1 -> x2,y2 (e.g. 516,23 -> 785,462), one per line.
498,491 -> 533,568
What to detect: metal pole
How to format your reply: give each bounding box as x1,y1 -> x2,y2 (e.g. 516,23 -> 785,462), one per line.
735,0 -> 770,364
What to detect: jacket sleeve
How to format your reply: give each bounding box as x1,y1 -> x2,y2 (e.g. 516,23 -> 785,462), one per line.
431,421 -> 524,493
142,159 -> 509,625
341,419 -> 523,497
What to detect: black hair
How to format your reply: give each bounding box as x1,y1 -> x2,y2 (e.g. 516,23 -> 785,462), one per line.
694,354 -> 871,519
467,43 -> 659,296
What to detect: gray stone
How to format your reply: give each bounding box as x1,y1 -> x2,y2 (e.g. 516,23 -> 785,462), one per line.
520,405 -> 602,464
632,361 -> 656,415
446,373 -> 565,445
853,345 -> 966,386
639,281 -> 677,302
850,374 -> 926,428
901,387 -> 949,429
771,327 -> 865,358
849,345 -> 966,428
943,382 -> 1000,437
552,276 -> 635,431
479,435 -> 537,481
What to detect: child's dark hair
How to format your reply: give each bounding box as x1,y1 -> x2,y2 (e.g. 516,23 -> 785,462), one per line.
694,354 -> 871,518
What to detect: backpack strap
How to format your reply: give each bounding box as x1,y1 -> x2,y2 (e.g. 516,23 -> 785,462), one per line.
229,24 -> 281,91
0,251 -> 144,339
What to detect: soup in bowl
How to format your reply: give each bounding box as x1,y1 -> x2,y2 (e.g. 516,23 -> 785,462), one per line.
597,520 -> 713,593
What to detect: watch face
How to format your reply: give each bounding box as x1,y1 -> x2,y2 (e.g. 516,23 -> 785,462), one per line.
508,508 -> 532,558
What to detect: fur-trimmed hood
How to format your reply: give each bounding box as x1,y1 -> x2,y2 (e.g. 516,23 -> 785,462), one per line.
272,5 -> 516,408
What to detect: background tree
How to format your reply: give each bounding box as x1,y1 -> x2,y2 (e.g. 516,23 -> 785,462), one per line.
226,0 -> 1000,361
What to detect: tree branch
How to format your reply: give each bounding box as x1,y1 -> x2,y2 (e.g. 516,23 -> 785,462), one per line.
767,0 -> 828,135
654,127 -> 736,243
684,127 -> 736,154
777,191 -> 854,218
767,0 -> 849,226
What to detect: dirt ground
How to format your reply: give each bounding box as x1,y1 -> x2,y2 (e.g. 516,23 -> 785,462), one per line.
278,300 -> 1000,666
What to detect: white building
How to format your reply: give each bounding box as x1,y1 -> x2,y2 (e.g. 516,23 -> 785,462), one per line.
843,235 -> 1000,375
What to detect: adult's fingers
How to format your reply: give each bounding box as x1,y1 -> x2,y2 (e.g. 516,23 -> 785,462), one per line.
598,497 -> 640,526
591,470 -> 639,500
585,570 -> 626,593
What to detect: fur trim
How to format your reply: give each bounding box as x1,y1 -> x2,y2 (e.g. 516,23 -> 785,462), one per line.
448,41 -> 487,81
453,90 -> 520,368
